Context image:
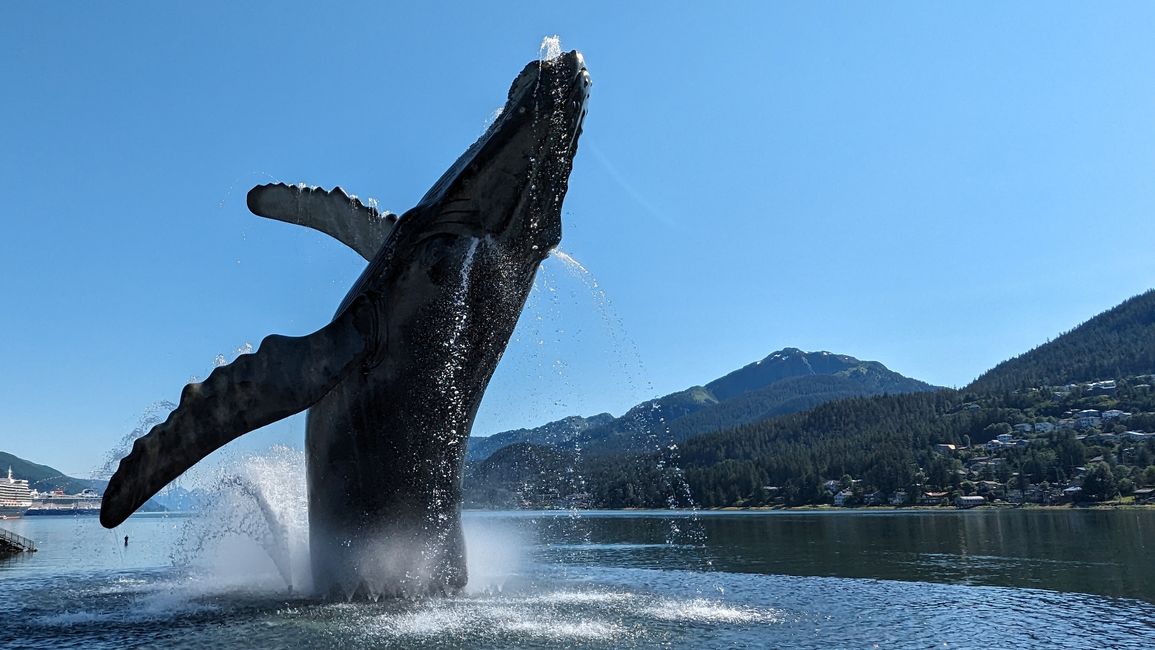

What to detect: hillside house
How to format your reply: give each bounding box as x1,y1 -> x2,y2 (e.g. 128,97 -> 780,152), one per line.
985,438 -> 1024,452
1025,485 -> 1049,504
1090,380 -> 1117,394
920,491 -> 949,505
978,481 -> 1006,499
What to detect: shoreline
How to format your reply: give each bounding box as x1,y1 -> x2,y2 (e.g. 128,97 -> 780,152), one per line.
459,501 -> 1155,513
701,502 -> 1155,512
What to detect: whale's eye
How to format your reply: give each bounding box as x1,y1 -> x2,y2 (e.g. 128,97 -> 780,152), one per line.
416,235 -> 459,285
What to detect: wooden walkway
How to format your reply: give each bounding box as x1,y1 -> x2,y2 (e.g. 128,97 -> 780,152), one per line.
0,525 -> 37,553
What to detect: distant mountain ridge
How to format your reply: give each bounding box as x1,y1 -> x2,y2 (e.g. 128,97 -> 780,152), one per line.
466,414 -> 615,462
464,442 -> 577,509
0,451 -> 105,494
705,348 -> 909,400
468,348 -> 937,462
0,451 -> 167,512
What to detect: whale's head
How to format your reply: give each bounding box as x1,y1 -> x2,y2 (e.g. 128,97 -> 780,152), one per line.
413,50 -> 590,262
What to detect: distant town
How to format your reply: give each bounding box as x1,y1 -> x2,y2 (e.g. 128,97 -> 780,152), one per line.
803,376 -> 1155,510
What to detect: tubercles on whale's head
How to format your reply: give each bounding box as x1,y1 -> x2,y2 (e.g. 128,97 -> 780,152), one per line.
413,48 -> 591,266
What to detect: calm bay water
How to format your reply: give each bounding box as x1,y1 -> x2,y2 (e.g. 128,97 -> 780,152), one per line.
2,509 -> 1154,648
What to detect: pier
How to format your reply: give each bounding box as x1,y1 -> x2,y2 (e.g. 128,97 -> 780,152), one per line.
0,525 -> 37,554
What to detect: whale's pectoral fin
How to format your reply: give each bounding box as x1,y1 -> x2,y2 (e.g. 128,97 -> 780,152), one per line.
247,183 -> 398,261
100,297 -> 377,529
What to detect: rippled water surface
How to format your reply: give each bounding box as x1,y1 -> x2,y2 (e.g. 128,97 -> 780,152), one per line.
3,509 -> 1154,648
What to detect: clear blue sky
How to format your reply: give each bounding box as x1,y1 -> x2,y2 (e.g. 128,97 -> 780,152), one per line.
3,3 -> 1155,476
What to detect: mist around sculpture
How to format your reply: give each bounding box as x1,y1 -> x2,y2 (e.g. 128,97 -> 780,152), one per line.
153,447 -> 528,600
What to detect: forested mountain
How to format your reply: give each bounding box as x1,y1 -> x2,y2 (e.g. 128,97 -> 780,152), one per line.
665,373 -> 930,441
705,348 -> 929,400
587,290 -> 1155,508
467,348 -> 937,462
466,414 -> 615,462
589,390 -> 967,507
466,389 -> 990,508
464,442 -> 579,509
592,373 -> 1155,508
968,289 -> 1155,394
0,450 -> 167,511
467,290 -> 1155,509
0,451 -> 105,494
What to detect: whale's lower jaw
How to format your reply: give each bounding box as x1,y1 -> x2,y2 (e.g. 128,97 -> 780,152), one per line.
308,517 -> 467,600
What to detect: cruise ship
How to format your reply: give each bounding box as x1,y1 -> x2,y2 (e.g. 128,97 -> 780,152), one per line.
0,467 -> 33,519
26,488 -> 102,515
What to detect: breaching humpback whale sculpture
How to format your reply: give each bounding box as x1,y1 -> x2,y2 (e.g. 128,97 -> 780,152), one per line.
101,50 -> 591,597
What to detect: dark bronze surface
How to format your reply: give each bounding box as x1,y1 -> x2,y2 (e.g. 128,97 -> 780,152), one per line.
102,51 -> 590,598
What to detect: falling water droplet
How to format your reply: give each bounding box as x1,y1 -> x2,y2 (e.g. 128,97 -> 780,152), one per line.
539,35 -> 562,62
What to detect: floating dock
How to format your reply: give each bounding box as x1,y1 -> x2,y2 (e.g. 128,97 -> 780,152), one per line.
0,526 -> 37,554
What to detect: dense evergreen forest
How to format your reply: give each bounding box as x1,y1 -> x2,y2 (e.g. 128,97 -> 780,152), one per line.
465,290 -> 1155,509
0,451 -> 104,494
585,379 -> 1155,507
968,289 -> 1155,394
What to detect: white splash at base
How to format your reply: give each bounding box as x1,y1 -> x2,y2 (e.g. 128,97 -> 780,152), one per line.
170,446 -> 312,595
166,443 -> 529,600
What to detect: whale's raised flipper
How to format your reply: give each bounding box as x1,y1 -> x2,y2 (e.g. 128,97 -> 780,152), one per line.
100,296 -> 377,528
247,183 -> 398,261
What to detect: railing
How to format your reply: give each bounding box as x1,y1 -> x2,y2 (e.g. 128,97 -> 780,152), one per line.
0,525 -> 37,552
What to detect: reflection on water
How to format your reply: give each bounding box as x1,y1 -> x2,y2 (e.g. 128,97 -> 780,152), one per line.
2,510 -> 1154,648
529,509 -> 1155,601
